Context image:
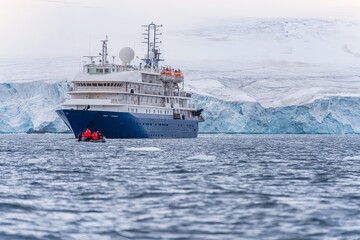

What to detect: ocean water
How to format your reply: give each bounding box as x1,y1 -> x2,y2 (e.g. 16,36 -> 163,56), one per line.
0,134 -> 360,240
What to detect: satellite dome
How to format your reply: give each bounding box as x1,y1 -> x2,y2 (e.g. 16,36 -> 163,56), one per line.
119,47 -> 135,64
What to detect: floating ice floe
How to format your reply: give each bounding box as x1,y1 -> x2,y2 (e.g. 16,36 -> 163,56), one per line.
187,154 -> 216,161
126,147 -> 162,152
27,158 -> 45,165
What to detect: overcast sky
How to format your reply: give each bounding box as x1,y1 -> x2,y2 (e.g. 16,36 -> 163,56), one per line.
1,0 -> 360,57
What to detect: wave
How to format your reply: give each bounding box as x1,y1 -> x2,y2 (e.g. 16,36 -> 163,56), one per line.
125,147 -> 162,152
343,156 -> 360,161
187,154 -> 216,160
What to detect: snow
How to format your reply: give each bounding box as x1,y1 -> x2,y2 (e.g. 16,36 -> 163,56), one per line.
168,18 -> 360,108
0,56 -> 79,83
125,147 -> 162,152
1,18 -> 360,134
186,77 -> 255,102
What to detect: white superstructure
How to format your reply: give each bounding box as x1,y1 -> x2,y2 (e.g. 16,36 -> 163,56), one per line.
62,35 -> 201,121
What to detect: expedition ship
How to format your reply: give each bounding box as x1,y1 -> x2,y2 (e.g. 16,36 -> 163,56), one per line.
56,23 -> 204,138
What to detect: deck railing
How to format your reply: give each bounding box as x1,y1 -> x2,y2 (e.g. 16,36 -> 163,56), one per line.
70,86 -> 126,92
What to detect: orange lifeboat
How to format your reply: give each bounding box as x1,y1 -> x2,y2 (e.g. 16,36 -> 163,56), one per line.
161,70 -> 174,75
161,69 -> 184,82
174,71 -> 183,78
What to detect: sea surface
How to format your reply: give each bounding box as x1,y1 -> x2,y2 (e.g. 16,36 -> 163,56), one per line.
0,134 -> 360,240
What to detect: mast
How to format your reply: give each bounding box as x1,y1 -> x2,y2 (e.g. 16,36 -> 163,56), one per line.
100,36 -> 108,66
141,22 -> 163,68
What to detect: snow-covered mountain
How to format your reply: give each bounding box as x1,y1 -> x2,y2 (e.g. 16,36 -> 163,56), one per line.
1,18 -> 360,133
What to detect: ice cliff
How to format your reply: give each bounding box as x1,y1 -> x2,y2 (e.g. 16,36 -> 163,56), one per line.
194,95 -> 360,134
0,80 -> 359,134
0,81 -> 69,133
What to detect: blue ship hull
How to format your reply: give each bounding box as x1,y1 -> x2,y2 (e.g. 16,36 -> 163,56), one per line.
56,109 -> 199,138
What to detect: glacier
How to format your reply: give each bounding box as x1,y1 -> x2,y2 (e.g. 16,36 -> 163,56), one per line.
195,95 -> 359,134
1,18 -> 360,134
0,81 -> 69,133
0,80 -> 360,134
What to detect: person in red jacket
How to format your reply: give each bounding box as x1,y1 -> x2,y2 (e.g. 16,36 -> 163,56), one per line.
91,131 -> 98,140
81,128 -> 92,140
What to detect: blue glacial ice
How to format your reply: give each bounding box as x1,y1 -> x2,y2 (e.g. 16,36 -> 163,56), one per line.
0,80 -> 359,134
194,94 -> 359,134
0,81 -> 69,133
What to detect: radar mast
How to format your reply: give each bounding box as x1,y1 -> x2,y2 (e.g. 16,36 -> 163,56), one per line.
141,22 -> 163,68
100,36 -> 109,66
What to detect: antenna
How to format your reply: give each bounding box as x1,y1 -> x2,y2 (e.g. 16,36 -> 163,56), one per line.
99,35 -> 109,66
88,34 -> 91,56
83,55 -> 100,64
141,22 -> 163,68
